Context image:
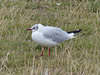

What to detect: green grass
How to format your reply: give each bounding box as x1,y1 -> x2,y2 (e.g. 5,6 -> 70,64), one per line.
0,0 -> 100,75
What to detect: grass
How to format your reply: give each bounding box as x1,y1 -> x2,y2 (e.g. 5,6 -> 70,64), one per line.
0,0 -> 100,75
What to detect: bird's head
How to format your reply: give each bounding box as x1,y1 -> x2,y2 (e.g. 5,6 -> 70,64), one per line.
26,23 -> 44,32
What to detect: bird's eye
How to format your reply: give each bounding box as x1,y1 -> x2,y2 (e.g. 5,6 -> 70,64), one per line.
33,27 -> 35,29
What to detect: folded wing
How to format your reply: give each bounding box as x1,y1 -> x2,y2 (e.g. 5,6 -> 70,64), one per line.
43,27 -> 71,43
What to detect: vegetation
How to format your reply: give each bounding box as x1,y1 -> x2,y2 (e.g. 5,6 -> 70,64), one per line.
0,0 -> 100,75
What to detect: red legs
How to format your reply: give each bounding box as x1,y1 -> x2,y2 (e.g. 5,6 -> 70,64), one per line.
41,47 -> 51,57
36,47 -> 51,57
49,48 -> 50,57
40,47 -> 45,56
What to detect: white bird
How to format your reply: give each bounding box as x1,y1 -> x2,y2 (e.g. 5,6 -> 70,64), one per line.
26,24 -> 82,57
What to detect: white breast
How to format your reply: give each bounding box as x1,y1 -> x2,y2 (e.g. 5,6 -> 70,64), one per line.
31,32 -> 58,47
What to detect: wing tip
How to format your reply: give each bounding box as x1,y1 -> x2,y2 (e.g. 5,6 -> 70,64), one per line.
77,29 -> 82,32
67,29 -> 82,34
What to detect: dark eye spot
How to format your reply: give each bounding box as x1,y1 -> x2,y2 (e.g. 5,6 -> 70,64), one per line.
33,27 -> 35,29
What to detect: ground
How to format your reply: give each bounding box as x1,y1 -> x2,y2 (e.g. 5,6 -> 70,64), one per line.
0,0 -> 100,75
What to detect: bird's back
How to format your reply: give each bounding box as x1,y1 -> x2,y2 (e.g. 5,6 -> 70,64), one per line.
42,26 -> 74,43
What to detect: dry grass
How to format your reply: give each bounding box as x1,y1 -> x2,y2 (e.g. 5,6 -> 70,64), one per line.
0,0 -> 100,75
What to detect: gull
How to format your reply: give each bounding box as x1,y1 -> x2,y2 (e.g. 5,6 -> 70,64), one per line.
26,24 -> 82,57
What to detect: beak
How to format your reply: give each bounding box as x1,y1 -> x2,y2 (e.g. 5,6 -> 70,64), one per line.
26,29 -> 32,31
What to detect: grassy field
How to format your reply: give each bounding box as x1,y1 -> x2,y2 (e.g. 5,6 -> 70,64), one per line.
0,0 -> 100,75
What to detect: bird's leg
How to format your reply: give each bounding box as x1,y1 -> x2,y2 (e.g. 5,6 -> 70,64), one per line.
40,47 -> 45,56
49,48 -> 50,57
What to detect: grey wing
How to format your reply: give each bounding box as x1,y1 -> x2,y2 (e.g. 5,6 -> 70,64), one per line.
43,27 -> 68,43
